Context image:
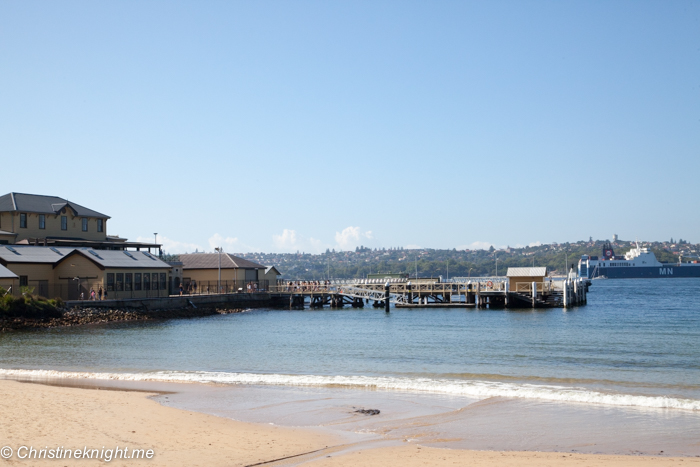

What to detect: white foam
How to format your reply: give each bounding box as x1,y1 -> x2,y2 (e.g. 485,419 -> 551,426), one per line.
1,368 -> 698,411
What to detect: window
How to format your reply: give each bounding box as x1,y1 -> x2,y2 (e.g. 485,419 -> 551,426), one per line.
20,213 -> 27,228
152,273 -> 159,290
125,273 -> 132,291
39,214 -> 45,230
116,273 -> 124,291
134,273 -> 142,291
61,216 -> 67,230
97,219 -> 104,232
143,273 -> 150,290
19,276 -> 28,287
106,273 -> 115,291
160,273 -> 166,291
82,218 -> 88,232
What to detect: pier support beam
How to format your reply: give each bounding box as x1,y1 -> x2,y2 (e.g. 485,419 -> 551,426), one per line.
384,282 -> 390,313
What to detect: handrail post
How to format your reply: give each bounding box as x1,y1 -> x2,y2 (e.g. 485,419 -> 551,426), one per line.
384,282 -> 390,313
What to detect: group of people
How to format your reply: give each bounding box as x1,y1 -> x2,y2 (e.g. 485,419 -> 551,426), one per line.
86,287 -> 106,300
178,281 -> 264,295
178,281 -> 199,296
282,280 -> 331,292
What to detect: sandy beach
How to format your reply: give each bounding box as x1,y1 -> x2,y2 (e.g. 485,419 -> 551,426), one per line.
0,379 -> 697,467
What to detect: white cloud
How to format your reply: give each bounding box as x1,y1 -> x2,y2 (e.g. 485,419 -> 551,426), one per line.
513,241 -> 543,248
208,233 -> 255,253
272,229 -> 299,249
456,241 -> 496,251
334,226 -> 373,250
404,244 -> 422,250
137,235 -> 204,254
272,229 -> 327,254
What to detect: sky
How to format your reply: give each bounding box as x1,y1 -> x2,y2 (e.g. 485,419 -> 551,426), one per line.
2,1 -> 699,254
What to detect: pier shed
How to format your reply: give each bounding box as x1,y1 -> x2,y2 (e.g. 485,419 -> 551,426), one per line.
263,266 -> 282,289
506,267 -> 548,292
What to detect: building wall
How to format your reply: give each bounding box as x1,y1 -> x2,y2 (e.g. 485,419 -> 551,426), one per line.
0,278 -> 17,292
0,213 -> 11,232
3,257 -> 170,300
184,268 -> 239,283
3,263 -> 55,283
262,270 -> 280,288
53,254 -> 104,283
100,268 -> 170,299
508,276 -> 545,291
51,254 -> 104,300
3,211 -> 108,243
182,268 -> 266,293
2,262 -> 57,298
0,233 -> 16,244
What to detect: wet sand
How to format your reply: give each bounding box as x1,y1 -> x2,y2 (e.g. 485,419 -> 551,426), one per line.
1,378 -> 699,466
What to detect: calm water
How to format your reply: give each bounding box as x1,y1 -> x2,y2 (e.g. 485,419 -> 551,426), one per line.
3,278 -> 700,455
1,278 -> 699,407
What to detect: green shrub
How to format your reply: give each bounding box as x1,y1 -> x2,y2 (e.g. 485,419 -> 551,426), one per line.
0,293 -> 61,320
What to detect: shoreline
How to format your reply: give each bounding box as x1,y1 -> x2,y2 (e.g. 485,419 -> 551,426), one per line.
0,305 -> 250,331
2,377 -> 699,466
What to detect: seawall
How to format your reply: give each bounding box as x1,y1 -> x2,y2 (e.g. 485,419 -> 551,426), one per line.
65,293 -> 272,312
1,293 -> 274,331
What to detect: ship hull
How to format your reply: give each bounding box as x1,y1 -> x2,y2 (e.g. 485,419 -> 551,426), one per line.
594,265 -> 700,279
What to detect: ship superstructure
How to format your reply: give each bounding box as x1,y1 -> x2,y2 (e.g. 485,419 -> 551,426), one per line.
578,242 -> 700,279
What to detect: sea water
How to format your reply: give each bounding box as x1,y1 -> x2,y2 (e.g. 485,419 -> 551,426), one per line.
1,278 -> 699,455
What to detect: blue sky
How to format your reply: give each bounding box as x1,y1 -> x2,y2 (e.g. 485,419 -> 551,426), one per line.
2,1 -> 698,253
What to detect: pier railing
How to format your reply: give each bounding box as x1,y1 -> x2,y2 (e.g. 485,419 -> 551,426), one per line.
7,279 -> 272,301
270,279 -> 508,294
515,282 -> 557,293
178,280 -> 270,295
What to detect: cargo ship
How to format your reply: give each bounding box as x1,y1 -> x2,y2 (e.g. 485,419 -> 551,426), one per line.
578,242 -> 700,279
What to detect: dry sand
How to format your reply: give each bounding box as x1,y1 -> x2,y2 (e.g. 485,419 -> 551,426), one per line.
0,379 -> 697,467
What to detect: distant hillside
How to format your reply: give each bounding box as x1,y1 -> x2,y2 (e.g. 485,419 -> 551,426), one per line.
236,239 -> 698,280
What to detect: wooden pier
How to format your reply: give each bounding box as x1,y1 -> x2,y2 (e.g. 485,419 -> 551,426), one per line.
270,276 -> 588,311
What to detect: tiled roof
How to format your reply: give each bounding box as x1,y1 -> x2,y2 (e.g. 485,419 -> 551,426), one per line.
180,253 -> 265,270
0,245 -> 72,264
70,250 -> 171,269
0,193 -> 109,218
0,246 -> 169,269
506,267 -> 548,277
0,264 -> 18,279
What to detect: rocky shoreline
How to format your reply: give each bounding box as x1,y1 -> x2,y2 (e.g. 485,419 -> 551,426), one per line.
0,306 -> 248,332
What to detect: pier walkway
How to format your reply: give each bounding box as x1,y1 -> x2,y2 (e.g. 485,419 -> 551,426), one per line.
269,276 -> 587,310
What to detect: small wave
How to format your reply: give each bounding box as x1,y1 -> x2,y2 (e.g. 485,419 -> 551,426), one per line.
1,368 -> 698,411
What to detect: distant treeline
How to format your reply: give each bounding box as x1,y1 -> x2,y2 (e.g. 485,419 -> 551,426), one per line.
231,240 -> 691,280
